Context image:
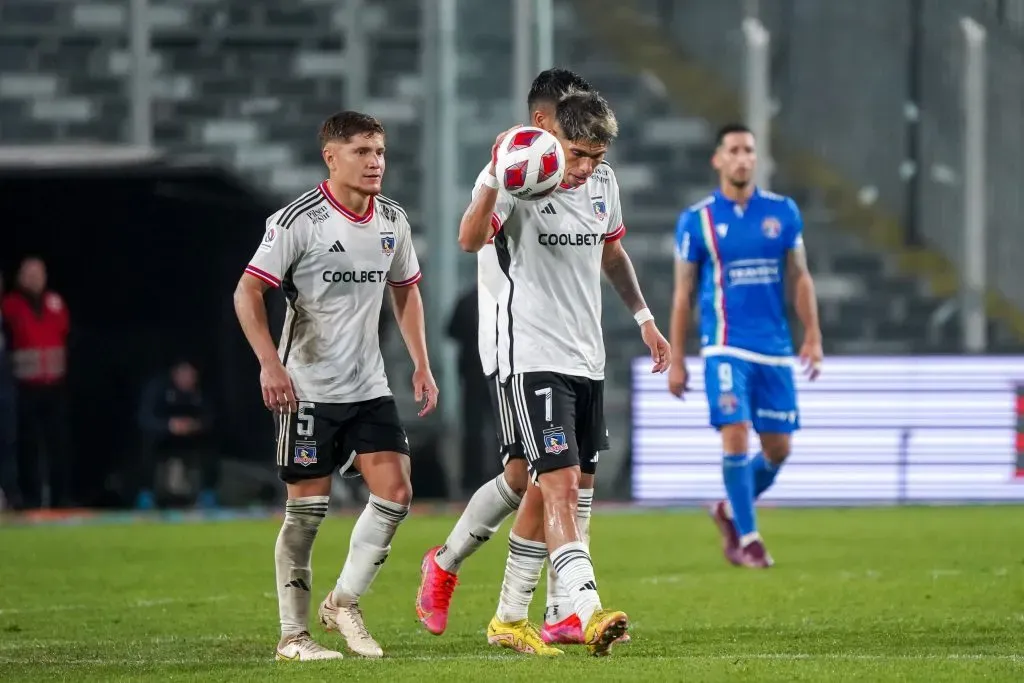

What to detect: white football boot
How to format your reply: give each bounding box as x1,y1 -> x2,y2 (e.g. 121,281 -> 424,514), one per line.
274,631 -> 344,661
318,591 -> 384,658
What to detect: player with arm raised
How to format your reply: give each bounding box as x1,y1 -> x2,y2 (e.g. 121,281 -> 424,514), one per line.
233,111 -> 438,662
457,90 -> 669,657
416,68 -> 613,644
668,123 -> 822,568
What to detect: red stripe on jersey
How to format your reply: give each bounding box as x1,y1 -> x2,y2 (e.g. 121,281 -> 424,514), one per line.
703,206 -> 729,346
490,213 -> 503,236
319,181 -> 375,224
605,224 -> 626,242
388,271 -> 423,288
245,265 -> 280,288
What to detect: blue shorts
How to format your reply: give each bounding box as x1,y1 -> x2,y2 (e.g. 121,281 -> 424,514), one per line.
704,356 -> 800,434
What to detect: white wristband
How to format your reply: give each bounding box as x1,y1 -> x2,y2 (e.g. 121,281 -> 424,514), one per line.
481,173 -> 499,189
634,307 -> 654,326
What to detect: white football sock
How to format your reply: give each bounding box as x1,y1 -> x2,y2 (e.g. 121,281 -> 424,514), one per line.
333,494 -> 408,603
576,488 -> 593,543
276,496 -> 328,637
550,541 -> 602,626
435,474 -> 521,573
545,488 -> 594,624
495,532 -> 547,623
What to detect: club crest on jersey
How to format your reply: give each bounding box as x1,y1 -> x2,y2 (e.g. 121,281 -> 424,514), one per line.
592,199 -> 607,221
718,392 -> 739,415
542,428 -> 569,455
762,216 -> 782,239
380,233 -> 396,255
294,443 -> 318,467
716,223 -> 729,238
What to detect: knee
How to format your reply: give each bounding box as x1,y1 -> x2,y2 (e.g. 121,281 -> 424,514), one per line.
763,446 -> 790,467
721,423 -> 750,454
760,435 -> 791,465
539,467 -> 580,508
380,480 -> 413,508
504,460 -> 529,498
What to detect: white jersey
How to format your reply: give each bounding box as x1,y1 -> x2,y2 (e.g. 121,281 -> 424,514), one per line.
245,181 -> 422,404
477,242 -> 505,377
472,164 -> 626,382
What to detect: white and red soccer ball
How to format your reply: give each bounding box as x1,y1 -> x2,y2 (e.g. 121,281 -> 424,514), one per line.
494,126 -> 565,200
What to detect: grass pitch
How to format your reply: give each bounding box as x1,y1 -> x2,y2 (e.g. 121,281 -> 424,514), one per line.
1,506 -> 1022,681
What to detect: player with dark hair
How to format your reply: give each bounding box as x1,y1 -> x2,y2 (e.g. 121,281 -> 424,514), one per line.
669,122 -> 823,568
526,67 -> 593,110
453,87 -> 669,657
234,110 -> 438,661
415,68 -> 596,641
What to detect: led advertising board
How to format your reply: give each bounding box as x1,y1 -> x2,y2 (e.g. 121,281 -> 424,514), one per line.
631,356 -> 1024,503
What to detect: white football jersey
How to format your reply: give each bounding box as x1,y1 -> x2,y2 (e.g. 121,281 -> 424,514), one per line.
245,181 -> 422,404
476,242 -> 505,377
473,164 -> 625,382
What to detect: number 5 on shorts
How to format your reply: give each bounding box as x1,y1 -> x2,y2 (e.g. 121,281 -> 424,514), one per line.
297,401 -> 315,437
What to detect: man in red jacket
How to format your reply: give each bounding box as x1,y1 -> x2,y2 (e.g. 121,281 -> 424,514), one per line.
1,257 -> 72,509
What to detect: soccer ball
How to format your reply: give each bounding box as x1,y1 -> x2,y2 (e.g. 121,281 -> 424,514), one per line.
495,126 -> 565,200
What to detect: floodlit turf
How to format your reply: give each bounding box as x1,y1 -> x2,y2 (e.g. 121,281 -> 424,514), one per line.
1,506 -> 1022,681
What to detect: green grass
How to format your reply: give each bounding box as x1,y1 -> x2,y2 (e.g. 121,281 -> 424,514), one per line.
1,506 -> 1022,681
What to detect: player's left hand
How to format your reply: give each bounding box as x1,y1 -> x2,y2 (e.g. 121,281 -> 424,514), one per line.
799,334 -> 823,380
641,321 -> 671,374
412,366 -> 439,417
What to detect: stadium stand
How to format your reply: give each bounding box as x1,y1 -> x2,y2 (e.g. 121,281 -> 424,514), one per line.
1,0 -> 1020,482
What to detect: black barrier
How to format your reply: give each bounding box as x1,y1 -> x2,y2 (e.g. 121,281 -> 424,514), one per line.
0,159 -> 279,506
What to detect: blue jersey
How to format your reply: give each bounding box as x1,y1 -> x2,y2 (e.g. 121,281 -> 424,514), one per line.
674,188 -> 803,361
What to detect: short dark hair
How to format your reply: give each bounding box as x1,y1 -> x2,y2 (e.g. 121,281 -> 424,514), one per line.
555,91 -> 618,146
715,123 -> 753,147
318,111 -> 385,148
528,68 -> 592,111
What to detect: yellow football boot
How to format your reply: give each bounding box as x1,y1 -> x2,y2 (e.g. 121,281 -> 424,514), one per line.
486,616 -> 564,656
583,609 -> 629,657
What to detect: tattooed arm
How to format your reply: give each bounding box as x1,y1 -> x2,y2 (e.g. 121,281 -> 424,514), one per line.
601,239 -> 647,314
602,239 -> 670,373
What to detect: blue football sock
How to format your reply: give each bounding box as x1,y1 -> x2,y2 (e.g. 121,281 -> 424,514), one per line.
722,453 -> 756,537
750,452 -> 780,499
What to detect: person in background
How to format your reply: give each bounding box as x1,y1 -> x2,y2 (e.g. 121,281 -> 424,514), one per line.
136,359 -> 219,509
0,271 -> 22,510
447,286 -> 498,495
1,257 -> 71,509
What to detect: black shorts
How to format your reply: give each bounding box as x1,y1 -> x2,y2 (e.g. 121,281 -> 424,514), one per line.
275,396 -> 410,484
503,371 -> 608,480
487,372 -> 524,464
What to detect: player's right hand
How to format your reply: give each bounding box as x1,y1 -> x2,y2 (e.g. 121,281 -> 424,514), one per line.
489,125 -> 523,177
260,361 -> 298,414
668,363 -> 689,399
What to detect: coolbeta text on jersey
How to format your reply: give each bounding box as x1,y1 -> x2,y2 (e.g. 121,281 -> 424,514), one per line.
321,270 -> 388,283
244,181 -> 422,404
